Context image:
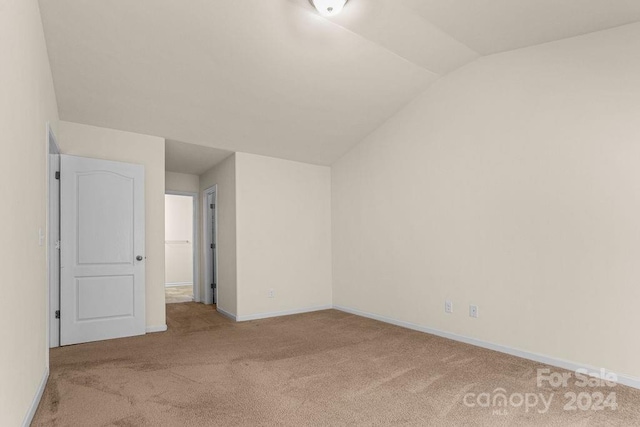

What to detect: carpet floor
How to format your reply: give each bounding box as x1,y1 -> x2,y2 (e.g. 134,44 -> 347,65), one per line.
33,303 -> 640,426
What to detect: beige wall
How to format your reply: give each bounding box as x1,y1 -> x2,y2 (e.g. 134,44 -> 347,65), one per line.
165,195 -> 194,285
166,171 -> 199,194
198,152 -> 332,318
332,23 -> 640,380
200,155 -> 237,313
235,153 -> 332,318
58,121 -> 166,329
0,0 -> 59,425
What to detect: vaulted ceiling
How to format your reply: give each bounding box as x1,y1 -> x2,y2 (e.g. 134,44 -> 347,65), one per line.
39,0 -> 640,166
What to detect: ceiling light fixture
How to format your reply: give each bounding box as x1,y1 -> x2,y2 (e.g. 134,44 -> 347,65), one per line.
309,0 -> 348,17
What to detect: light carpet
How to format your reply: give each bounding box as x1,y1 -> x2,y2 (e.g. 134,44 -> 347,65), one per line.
32,303 -> 640,426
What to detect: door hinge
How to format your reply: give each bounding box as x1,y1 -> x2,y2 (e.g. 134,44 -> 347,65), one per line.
55,240 -> 61,250
55,310 -> 60,319
55,171 -> 60,180
210,203 -> 215,209
211,283 -> 215,289
210,243 -> 215,249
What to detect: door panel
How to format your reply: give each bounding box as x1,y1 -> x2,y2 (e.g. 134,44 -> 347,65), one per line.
77,172 -> 134,265
76,275 -> 135,320
60,155 -> 145,345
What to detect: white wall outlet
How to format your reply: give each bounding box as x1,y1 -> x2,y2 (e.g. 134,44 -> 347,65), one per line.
267,289 -> 275,298
445,300 -> 453,314
469,305 -> 479,318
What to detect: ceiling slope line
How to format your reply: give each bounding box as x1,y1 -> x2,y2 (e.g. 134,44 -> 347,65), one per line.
288,0 -> 443,78
392,0 -> 481,57
483,18 -> 640,58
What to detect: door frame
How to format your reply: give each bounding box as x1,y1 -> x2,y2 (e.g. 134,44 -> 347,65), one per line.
164,191 -> 200,302
46,123 -> 61,349
202,185 -> 218,305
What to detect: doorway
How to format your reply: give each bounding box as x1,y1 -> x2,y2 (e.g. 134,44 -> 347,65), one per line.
203,186 -> 217,305
50,151 -> 148,346
164,192 -> 199,303
60,155 -> 147,345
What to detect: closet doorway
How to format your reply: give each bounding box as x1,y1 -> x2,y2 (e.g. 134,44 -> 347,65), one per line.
164,192 -> 199,303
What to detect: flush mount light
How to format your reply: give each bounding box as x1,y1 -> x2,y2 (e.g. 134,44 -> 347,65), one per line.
309,0 -> 348,17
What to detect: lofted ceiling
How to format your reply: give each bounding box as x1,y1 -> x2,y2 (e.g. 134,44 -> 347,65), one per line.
39,0 -> 640,166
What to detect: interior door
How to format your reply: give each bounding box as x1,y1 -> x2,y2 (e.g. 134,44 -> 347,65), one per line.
60,155 -> 145,345
208,192 -> 217,304
211,198 -> 217,304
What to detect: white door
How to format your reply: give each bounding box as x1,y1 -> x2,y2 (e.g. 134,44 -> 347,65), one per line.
60,155 -> 145,345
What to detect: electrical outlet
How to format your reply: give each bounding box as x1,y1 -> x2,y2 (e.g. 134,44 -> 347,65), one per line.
445,300 -> 453,314
469,305 -> 479,318
267,289 -> 275,298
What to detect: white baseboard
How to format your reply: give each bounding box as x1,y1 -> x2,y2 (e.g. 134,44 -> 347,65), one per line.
165,282 -> 193,287
236,305 -> 333,322
22,367 -> 49,427
333,304 -> 640,390
146,324 -> 167,333
216,306 -> 237,321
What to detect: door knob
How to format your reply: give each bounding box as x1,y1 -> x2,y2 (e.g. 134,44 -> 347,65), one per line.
136,255 -> 143,261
